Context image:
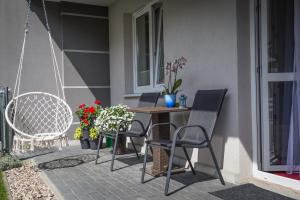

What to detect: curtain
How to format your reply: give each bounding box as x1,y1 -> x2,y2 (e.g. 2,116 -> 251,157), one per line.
287,0 -> 300,175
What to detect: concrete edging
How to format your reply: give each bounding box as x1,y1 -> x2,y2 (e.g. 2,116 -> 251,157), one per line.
2,171 -> 13,200
31,159 -> 65,200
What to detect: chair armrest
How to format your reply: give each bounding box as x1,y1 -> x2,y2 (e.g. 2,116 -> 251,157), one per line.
173,125 -> 209,141
147,122 -> 177,139
117,119 -> 146,133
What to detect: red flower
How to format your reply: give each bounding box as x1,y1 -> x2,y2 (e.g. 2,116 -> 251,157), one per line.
83,119 -> 90,125
94,100 -> 102,105
89,106 -> 96,114
79,104 -> 86,109
83,108 -> 90,113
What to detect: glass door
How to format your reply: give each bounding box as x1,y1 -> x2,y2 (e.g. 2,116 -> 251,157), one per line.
260,0 -> 295,171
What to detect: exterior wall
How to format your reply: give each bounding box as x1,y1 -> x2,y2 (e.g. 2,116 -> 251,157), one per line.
0,0 -> 62,94
109,0 -> 253,183
0,0 -> 111,138
109,0 -> 149,107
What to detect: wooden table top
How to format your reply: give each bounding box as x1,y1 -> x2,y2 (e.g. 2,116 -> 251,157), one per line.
127,106 -> 190,114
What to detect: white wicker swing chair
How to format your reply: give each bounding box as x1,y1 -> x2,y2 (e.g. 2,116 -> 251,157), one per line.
5,0 -> 73,153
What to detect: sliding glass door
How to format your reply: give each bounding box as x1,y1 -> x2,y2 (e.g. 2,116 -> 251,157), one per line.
260,0 -> 295,171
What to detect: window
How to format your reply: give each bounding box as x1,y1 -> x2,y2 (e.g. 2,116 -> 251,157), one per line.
133,2 -> 164,93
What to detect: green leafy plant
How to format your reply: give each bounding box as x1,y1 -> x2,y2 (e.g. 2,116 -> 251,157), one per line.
74,127 -> 83,140
0,172 -> 8,200
89,127 -> 99,140
0,154 -> 22,171
163,57 -> 187,95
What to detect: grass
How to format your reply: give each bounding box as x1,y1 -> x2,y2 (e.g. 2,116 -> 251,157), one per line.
0,171 -> 8,200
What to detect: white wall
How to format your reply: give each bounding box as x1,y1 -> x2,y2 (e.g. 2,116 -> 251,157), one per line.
109,0 -> 253,183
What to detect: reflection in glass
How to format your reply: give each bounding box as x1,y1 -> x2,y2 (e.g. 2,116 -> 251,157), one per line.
153,5 -> 164,84
268,0 -> 294,73
136,14 -> 150,86
268,81 -> 293,166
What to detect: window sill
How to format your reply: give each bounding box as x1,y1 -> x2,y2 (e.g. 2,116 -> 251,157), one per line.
123,93 -> 142,99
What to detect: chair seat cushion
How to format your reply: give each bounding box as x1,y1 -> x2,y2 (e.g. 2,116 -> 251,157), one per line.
147,139 -> 207,148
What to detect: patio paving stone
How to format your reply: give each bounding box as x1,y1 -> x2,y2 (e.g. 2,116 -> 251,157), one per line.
28,145 -> 293,200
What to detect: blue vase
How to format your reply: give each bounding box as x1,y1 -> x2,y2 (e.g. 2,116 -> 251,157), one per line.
164,94 -> 176,108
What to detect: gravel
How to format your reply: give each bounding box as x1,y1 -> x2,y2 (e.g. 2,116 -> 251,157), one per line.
5,161 -> 55,200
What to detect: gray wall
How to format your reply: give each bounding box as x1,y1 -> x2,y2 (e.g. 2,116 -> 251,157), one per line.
0,0 -> 111,138
109,0 -> 253,183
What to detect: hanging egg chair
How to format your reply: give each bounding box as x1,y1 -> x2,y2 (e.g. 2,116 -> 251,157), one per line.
5,0 -> 73,152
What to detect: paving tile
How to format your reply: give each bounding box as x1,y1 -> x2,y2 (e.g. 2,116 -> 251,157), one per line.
32,145 -> 233,200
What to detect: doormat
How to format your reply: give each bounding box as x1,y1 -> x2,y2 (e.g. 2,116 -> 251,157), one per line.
210,184 -> 295,200
38,154 -> 96,170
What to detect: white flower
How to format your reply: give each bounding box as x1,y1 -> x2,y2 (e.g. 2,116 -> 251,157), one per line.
94,104 -> 135,133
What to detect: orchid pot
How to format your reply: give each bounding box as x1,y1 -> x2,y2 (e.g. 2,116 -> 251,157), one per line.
164,94 -> 176,108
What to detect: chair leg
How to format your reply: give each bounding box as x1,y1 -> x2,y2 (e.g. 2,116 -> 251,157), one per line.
141,143 -> 149,184
95,135 -> 103,165
129,137 -> 140,159
110,134 -> 119,171
144,135 -> 153,155
182,147 -> 195,175
165,145 -> 176,196
207,142 -> 225,185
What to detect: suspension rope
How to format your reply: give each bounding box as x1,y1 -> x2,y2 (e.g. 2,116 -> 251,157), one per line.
42,0 -> 65,100
13,0 -> 32,125
13,0 -> 32,99
12,0 -> 66,129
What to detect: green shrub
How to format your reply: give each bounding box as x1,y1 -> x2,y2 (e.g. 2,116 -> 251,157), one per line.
0,154 -> 22,171
0,172 -> 8,200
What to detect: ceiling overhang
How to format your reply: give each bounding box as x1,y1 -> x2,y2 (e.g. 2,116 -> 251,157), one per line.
47,0 -> 116,6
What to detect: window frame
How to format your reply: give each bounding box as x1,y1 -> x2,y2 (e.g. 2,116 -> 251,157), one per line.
132,1 -> 164,93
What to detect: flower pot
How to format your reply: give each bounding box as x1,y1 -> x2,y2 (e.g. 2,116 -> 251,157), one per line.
164,94 -> 176,108
80,139 -> 90,149
112,134 -> 126,155
106,136 -> 113,147
82,128 -> 90,140
89,138 -> 99,150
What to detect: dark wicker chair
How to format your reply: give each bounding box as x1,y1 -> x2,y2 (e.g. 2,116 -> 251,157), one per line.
141,89 -> 227,195
95,92 -> 160,171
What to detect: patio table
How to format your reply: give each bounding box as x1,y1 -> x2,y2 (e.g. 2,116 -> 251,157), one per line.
128,106 -> 190,176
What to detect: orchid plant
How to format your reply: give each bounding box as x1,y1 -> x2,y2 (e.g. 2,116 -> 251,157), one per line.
163,56 -> 187,95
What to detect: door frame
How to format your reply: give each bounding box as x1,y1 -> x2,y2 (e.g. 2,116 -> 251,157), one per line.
250,0 -> 300,191
259,0 -> 294,171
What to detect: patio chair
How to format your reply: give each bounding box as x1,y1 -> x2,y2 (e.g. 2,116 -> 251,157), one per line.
95,92 -> 160,171
141,89 -> 227,195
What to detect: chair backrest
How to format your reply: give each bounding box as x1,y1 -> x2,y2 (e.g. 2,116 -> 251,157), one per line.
130,93 -> 160,133
181,89 -> 227,143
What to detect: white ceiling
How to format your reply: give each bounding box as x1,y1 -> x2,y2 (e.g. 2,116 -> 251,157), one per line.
48,0 -> 116,6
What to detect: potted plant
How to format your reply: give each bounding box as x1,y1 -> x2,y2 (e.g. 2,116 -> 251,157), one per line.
74,127 -> 90,149
89,127 -> 100,150
163,56 -> 187,107
75,100 -> 102,149
95,104 -> 134,154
